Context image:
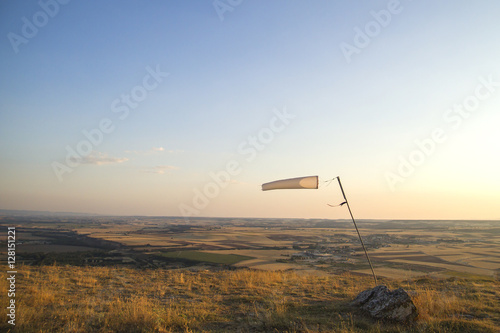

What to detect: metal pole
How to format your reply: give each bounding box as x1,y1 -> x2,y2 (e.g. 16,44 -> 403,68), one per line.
337,176 -> 378,286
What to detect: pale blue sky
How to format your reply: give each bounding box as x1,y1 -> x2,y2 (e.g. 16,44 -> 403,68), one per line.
1,1 -> 499,219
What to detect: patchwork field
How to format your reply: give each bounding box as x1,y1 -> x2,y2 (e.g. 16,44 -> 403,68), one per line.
160,250 -> 254,265
2,216 -> 497,281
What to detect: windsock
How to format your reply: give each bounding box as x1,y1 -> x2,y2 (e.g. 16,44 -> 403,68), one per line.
262,176 -> 318,191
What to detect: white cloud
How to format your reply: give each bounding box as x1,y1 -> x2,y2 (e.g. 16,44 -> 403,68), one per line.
70,152 -> 129,165
125,147 -> 183,155
143,165 -> 179,174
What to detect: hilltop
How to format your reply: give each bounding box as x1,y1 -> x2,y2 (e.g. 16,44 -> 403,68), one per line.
1,264 -> 498,332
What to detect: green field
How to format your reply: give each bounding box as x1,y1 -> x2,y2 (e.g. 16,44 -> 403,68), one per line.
161,250 -> 254,265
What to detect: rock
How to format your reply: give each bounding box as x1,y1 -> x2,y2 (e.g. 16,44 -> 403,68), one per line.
352,285 -> 418,323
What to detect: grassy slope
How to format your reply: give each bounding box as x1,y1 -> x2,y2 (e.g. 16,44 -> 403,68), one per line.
0,265 -> 498,332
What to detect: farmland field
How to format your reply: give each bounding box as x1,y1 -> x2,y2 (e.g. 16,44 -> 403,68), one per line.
1,216 -> 498,281
160,250 -> 254,265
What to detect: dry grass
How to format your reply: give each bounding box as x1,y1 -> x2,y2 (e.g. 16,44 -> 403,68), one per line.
0,264 -> 498,332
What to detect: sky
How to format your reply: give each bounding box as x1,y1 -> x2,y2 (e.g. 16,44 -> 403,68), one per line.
1,0 -> 499,220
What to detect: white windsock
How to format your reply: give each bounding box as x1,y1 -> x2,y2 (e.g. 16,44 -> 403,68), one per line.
262,176 -> 318,191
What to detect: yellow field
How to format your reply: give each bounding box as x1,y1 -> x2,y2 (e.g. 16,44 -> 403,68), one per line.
66,220 -> 500,280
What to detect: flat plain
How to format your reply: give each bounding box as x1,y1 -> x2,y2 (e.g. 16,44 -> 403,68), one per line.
2,216 -> 498,280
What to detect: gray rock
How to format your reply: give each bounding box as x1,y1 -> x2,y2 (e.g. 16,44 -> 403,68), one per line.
352,285 -> 418,323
